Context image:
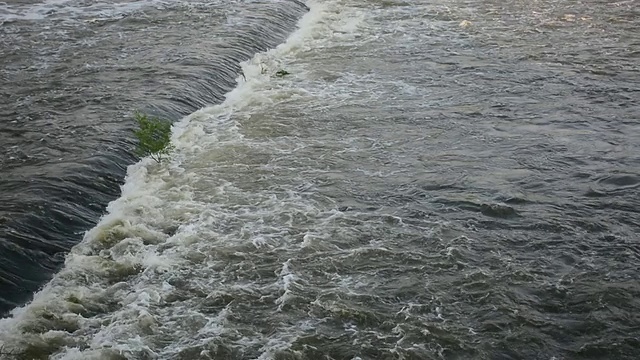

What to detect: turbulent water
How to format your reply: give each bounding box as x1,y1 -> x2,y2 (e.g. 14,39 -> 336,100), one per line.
1,0 -> 639,359
0,0 -> 308,311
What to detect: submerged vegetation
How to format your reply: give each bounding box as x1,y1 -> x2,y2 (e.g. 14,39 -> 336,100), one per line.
132,111 -> 173,163
258,63 -> 291,78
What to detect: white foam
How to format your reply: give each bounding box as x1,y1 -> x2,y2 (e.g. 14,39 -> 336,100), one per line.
0,0 -> 367,357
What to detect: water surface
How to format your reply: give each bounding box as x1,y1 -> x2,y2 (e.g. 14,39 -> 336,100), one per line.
1,0 -> 639,359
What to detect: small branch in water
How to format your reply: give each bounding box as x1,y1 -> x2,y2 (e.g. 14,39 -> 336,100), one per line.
0,345 -> 19,356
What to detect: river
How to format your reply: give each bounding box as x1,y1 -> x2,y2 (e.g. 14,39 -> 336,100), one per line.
0,0 -> 639,359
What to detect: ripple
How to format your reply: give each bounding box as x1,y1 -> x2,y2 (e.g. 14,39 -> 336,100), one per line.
0,0 -> 308,314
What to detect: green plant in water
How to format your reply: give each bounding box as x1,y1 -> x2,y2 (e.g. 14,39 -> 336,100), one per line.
133,111 -> 174,163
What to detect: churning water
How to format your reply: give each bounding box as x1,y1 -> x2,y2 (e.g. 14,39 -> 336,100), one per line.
0,0 -> 308,310
1,0 -> 639,359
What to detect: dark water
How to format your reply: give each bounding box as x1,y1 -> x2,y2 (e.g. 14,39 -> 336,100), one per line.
0,0 -> 639,359
0,0 -> 308,313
